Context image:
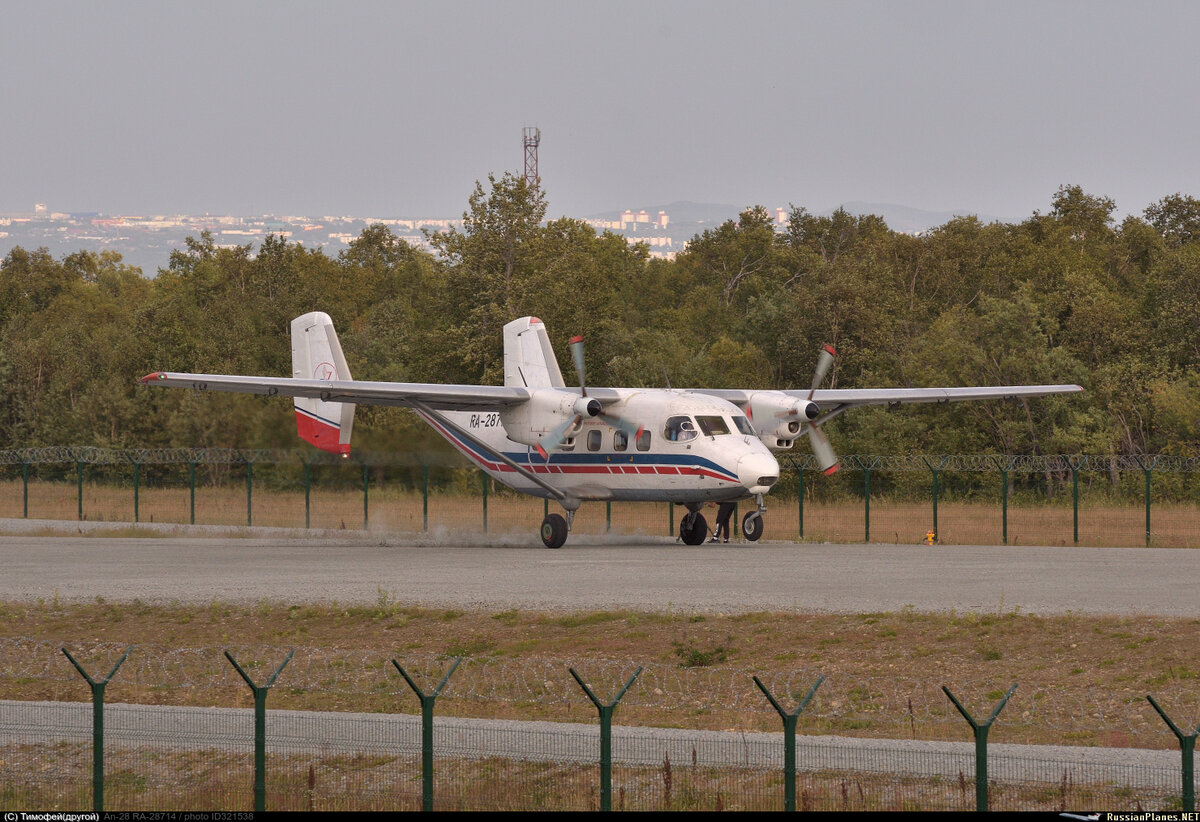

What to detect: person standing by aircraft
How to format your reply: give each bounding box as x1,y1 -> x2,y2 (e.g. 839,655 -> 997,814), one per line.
710,501 -> 736,543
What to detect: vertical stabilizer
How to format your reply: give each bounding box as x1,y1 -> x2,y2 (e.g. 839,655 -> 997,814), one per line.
503,317 -> 566,388
291,312 -> 355,455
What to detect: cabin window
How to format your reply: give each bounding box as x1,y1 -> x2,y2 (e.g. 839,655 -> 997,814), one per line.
733,416 -> 755,435
613,430 -> 628,451
664,415 -> 698,442
695,415 -> 731,436
587,429 -> 602,451
636,429 -> 651,451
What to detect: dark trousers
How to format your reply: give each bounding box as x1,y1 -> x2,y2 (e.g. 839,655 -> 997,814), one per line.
714,503 -> 735,540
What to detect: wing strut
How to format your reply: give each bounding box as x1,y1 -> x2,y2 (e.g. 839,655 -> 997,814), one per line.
411,401 -> 568,502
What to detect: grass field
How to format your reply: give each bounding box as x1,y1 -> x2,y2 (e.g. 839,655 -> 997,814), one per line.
2,598 -> 1197,749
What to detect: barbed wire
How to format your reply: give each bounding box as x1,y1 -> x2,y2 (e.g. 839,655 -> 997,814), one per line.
0,447 -> 467,468
5,639 -> 1195,739
3,448 -> 1200,473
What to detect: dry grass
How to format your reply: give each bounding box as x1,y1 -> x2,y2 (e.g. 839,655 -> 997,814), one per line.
2,742 -> 1167,812
3,479 -> 1200,547
1,599 -> 1197,750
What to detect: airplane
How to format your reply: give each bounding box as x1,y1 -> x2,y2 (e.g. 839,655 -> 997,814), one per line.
141,312 -> 1083,548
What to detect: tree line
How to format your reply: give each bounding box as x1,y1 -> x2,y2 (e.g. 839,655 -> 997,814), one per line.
2,175 -> 1199,490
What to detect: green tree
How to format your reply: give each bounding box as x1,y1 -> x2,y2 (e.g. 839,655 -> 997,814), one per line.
1144,193 -> 1200,248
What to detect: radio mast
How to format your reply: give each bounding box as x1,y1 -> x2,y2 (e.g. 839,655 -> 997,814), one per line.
523,127 -> 541,190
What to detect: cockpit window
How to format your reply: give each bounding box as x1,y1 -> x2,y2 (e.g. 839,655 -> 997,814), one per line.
733,415 -> 755,435
664,415 -> 698,442
695,415 -> 731,436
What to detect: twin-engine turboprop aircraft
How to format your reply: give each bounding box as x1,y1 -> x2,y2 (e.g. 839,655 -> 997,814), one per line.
142,312 -> 1083,548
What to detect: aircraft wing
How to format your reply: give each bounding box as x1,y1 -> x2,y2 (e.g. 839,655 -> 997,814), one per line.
807,384 -> 1084,407
140,372 -> 531,411
699,384 -> 1083,409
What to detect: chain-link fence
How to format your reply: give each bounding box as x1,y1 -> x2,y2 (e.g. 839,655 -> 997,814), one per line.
3,448 -> 1200,547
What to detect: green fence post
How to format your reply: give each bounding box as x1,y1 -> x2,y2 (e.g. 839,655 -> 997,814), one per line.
1067,457 -> 1081,544
303,461 -> 312,529
391,657 -> 462,812
1144,461 -> 1153,547
864,467 -> 871,542
225,649 -> 293,812
132,461 -> 140,523
22,461 -> 29,518
188,461 -> 197,525
668,502 -> 674,537
1001,466 -> 1008,545
923,457 -> 950,541
481,471 -> 488,533
853,458 -> 879,542
61,645 -> 132,812
362,462 -> 369,530
753,674 -> 824,811
992,456 -> 1016,545
244,458 -> 253,527
77,460 -> 84,521
942,683 -> 1017,812
422,464 -> 429,531
570,666 -> 642,812
797,466 -> 805,540
1147,694 -> 1198,811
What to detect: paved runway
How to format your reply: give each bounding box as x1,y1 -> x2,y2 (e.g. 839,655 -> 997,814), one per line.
1,520 -> 1196,616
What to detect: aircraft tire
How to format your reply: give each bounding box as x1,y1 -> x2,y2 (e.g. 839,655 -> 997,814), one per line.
680,512 -> 709,546
540,514 -> 568,549
741,511 -> 764,542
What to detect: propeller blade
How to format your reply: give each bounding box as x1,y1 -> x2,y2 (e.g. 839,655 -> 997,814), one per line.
539,413 -> 582,456
569,336 -> 587,396
808,422 -> 839,475
807,344 -> 836,400
601,411 -> 642,439
568,333 -> 648,445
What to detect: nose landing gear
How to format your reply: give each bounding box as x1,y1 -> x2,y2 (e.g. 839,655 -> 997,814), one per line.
740,493 -> 767,542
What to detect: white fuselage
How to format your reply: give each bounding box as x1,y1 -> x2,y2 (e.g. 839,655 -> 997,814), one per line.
418,389 -> 780,503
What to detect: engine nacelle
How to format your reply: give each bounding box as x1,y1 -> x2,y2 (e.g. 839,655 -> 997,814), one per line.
500,389 -> 600,448
744,391 -> 819,449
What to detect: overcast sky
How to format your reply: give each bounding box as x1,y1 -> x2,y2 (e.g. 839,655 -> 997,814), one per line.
2,0 -> 1197,222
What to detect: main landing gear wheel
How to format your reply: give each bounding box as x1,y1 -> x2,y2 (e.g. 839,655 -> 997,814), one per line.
679,511 -> 709,546
540,513 -> 568,549
741,511 -> 764,542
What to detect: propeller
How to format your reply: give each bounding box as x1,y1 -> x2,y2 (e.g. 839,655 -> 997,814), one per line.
537,405 -> 589,458
570,334 -> 645,441
805,344 -> 839,475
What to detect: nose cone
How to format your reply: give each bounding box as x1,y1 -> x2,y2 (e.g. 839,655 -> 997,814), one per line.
737,451 -> 780,495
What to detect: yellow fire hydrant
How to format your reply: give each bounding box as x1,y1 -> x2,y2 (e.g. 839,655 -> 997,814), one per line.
924,530 -> 936,545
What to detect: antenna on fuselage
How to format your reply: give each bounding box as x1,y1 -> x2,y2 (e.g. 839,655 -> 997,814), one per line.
662,366 -> 672,390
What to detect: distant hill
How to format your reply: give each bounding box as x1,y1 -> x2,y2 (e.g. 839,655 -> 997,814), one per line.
833,202 -> 1011,234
